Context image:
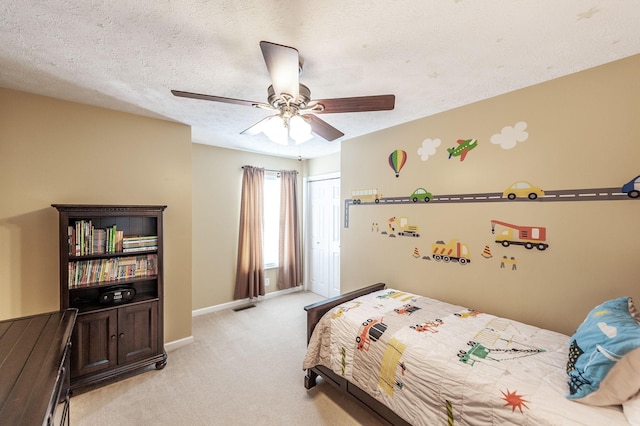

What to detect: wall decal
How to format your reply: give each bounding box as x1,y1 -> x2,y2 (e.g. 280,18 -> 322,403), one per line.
417,138 -> 441,161
431,239 -> 471,265
622,175 -> 640,198
352,188 -> 383,204
409,188 -> 433,202
490,121 -> 529,149
500,256 -> 518,270
447,138 -> 478,161
490,220 -> 549,251
481,245 -> 493,258
384,216 -> 420,237
503,181 -> 544,200
398,217 -> 420,237
412,247 -> 420,258
344,183 -> 636,228
388,149 -> 407,177
382,216 -> 397,237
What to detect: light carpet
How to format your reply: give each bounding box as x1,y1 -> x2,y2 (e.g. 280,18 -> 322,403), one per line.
69,290 -> 385,425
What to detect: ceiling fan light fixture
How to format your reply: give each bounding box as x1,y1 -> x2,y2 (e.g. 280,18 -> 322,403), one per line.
261,113 -> 313,146
289,114 -> 313,145
263,115 -> 289,145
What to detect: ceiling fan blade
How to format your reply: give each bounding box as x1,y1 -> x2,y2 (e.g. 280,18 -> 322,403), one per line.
171,90 -> 263,108
310,94 -> 395,114
306,114 -> 344,141
240,115 -> 274,136
260,41 -> 300,101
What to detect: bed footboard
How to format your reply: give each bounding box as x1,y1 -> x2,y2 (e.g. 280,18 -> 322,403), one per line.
303,283 -> 386,344
303,283 -> 386,389
303,283 -> 411,425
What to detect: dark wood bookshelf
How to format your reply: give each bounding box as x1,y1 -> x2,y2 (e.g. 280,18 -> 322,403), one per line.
52,204 -> 167,391
69,249 -> 158,261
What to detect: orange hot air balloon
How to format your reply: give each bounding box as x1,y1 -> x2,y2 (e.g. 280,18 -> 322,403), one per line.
388,149 -> 407,178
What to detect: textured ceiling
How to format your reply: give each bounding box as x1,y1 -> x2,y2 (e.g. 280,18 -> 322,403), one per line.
1,1 -> 639,159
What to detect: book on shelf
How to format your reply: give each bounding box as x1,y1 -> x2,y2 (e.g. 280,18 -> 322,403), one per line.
68,254 -> 158,288
122,236 -> 158,250
69,220 -> 113,255
93,228 -> 106,255
122,246 -> 158,253
68,220 -> 158,257
106,225 -> 118,253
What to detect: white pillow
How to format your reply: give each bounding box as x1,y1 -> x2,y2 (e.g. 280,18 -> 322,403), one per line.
624,392 -> 640,426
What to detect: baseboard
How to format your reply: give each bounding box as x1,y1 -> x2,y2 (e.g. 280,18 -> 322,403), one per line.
165,335 -> 194,352
167,287 -> 303,350
192,285 -> 304,317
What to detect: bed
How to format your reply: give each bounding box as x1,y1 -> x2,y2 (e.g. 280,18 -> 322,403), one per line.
303,283 -> 640,425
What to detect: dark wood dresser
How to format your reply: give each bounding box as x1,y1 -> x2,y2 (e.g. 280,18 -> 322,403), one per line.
0,309 -> 77,425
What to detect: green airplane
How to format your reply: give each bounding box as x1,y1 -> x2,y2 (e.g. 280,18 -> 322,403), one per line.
447,138 -> 478,161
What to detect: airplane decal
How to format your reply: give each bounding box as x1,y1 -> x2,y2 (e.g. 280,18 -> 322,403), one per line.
447,138 -> 478,161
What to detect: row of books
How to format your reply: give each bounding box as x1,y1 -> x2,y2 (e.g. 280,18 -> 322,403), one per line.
68,254 -> 158,288
67,220 -> 157,256
122,235 -> 158,253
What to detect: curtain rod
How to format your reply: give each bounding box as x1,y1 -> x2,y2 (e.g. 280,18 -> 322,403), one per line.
241,166 -> 298,174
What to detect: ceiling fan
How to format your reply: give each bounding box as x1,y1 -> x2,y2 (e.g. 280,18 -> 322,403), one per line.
171,41 -> 395,145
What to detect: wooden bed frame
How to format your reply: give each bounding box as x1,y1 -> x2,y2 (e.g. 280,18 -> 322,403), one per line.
303,283 -> 411,426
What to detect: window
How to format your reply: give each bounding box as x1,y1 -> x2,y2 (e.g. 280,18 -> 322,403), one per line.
263,172 -> 280,268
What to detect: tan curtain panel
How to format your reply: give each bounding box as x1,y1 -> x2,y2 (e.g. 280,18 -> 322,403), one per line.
234,166 -> 265,299
277,170 -> 302,289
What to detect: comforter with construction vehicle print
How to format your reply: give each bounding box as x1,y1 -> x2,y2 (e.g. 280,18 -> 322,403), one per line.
303,288 -> 628,425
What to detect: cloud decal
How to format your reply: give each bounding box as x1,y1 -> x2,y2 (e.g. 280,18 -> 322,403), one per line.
417,138 -> 441,161
491,121 -> 529,149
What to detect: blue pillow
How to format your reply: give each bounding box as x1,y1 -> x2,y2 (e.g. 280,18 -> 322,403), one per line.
566,297 -> 640,406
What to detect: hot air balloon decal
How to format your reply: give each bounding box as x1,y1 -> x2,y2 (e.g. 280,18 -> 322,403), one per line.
388,149 -> 407,178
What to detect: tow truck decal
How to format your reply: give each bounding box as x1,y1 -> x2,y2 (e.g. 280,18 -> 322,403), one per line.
491,220 -> 549,251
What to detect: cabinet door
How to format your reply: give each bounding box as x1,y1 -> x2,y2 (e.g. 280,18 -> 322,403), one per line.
118,301 -> 158,365
71,310 -> 118,378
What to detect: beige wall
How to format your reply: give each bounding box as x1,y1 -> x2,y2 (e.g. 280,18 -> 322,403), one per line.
0,88 -> 193,343
340,55 -> 640,336
5,54 -> 636,341
304,151 -> 340,177
191,144 -> 303,309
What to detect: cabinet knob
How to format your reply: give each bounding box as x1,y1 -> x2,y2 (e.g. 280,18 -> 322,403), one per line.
119,333 -> 125,339
111,335 -> 116,340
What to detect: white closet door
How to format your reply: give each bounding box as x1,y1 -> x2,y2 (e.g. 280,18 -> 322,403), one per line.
308,177 -> 340,298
